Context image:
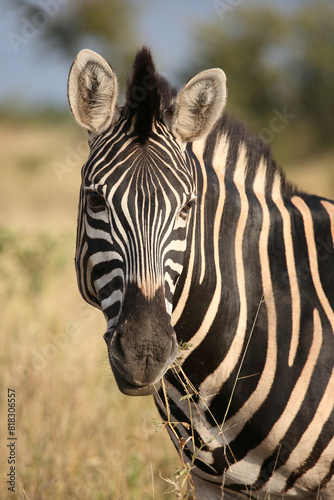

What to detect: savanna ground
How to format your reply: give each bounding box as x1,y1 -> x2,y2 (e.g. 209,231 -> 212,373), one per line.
1,116 -> 334,500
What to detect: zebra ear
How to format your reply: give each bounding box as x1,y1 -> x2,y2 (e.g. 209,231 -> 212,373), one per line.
67,49 -> 119,134
168,69 -> 227,143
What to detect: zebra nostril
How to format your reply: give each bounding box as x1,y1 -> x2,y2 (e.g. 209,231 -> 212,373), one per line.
103,328 -> 113,344
111,329 -> 126,362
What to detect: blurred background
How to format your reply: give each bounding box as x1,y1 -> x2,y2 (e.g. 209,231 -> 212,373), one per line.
1,0 -> 334,498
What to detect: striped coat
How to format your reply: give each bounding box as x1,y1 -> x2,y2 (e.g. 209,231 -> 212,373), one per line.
68,47 -> 334,499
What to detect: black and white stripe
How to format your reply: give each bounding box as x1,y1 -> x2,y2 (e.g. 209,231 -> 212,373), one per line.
68,47 -> 334,499
75,118 -> 196,327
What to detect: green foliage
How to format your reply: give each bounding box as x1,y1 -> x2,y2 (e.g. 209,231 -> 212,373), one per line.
187,2 -> 334,153
192,6 -> 287,122
0,228 -> 70,296
10,0 -> 137,68
289,3 -> 334,143
0,106 -> 69,125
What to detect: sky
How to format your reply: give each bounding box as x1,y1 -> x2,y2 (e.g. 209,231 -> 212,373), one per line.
1,0 -> 301,110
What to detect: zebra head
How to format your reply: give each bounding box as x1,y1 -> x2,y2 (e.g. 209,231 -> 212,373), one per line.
68,48 -> 227,396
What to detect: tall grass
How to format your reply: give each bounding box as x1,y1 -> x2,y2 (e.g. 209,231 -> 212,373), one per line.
0,122 -> 177,500
1,119 -> 333,499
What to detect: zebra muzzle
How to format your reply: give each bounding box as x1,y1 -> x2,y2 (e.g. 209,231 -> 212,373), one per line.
103,285 -> 178,396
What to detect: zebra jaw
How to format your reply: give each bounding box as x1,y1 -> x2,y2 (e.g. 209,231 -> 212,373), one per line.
107,352 -> 162,396
103,285 -> 179,396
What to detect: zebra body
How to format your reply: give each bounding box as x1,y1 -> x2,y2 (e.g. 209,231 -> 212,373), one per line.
67,47 -> 334,498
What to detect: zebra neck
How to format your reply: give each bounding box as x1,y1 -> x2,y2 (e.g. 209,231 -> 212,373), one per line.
171,127 -> 293,374
194,124 -> 291,203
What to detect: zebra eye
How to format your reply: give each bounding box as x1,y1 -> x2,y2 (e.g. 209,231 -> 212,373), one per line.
179,198 -> 196,221
86,191 -> 106,212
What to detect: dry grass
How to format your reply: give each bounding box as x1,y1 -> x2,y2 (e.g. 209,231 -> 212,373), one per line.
0,121 -> 176,500
1,119 -> 333,500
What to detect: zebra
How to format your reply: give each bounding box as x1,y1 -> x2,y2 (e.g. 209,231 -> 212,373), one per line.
67,47 -> 334,499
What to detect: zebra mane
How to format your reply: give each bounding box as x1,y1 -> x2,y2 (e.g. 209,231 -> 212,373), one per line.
126,47 -> 176,144
206,112 -> 297,197
125,48 -> 295,196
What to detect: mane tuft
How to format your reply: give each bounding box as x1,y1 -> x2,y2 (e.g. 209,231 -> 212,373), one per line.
126,47 -> 175,144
